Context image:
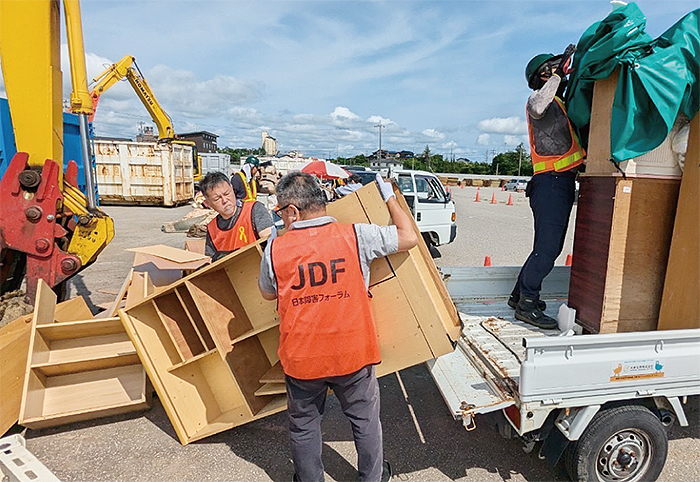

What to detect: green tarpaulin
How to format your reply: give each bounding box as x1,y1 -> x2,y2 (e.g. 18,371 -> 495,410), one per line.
566,2 -> 699,163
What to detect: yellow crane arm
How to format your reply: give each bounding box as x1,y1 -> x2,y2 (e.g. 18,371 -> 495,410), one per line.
89,55 -> 175,139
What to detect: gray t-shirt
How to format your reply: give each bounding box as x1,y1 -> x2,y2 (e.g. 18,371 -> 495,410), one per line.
205,200 -> 273,260
258,216 -> 398,294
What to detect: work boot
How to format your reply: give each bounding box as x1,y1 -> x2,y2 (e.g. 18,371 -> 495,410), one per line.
508,292 -> 546,311
381,461 -> 393,482
515,298 -> 557,329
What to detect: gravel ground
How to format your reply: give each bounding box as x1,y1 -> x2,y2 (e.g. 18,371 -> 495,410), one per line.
10,193 -> 699,482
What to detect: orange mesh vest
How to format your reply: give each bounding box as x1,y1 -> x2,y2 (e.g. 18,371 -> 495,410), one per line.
270,222 -> 380,379
207,201 -> 257,252
528,97 -> 585,175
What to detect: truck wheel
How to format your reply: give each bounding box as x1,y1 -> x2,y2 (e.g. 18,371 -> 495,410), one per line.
563,405 -> 667,482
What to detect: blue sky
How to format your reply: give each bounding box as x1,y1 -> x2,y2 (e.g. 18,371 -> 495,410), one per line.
2,0 -> 697,160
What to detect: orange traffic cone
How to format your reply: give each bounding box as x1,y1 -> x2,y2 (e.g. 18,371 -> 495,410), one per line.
490,193 -> 497,204
565,254 -> 573,266
474,190 -> 480,202
484,255 -> 492,267
460,182 -> 464,189
506,194 -> 513,206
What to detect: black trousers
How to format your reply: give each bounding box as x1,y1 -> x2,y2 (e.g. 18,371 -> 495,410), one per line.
286,365 -> 383,482
513,170 -> 577,300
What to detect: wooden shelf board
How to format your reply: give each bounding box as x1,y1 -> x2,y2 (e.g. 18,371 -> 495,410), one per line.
258,361 -> 284,384
254,383 -> 286,397
35,318 -> 124,340
32,353 -> 140,377
22,365 -> 147,423
231,321 -> 280,345
166,348 -> 219,373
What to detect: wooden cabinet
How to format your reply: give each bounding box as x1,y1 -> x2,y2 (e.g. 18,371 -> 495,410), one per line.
569,177 -> 680,333
20,281 -> 149,429
120,183 -> 460,444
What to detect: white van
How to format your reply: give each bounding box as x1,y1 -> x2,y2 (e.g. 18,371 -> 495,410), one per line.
391,169 -> 457,247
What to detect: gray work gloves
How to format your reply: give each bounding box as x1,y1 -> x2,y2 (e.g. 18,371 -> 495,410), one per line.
376,173 -> 396,202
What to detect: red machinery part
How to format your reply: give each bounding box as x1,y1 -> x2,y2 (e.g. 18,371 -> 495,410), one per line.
0,152 -> 82,302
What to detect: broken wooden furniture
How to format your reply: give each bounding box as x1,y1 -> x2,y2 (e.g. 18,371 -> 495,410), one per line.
120,183 -> 460,444
20,280 -> 149,429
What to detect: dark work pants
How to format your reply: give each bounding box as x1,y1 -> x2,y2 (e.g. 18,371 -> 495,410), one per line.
513,170 -> 576,300
285,365 -> 383,482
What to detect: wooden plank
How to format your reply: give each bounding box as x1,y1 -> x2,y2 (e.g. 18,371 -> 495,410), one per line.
585,70 -> 619,176
33,352 -> 140,377
125,271 -> 154,310
254,383 -> 286,397
370,278 -> 435,377
259,360 -> 284,384
568,177 -> 617,332
0,314 -> 32,436
154,293 -> 204,361
658,115 -> 700,329
231,320 -> 280,344
35,317 -> 124,340
54,296 -> 93,321
604,179 -> 680,333
99,268 -> 133,318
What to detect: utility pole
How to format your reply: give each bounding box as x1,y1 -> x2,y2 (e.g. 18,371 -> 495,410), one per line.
374,122 -> 384,171
517,145 -> 522,177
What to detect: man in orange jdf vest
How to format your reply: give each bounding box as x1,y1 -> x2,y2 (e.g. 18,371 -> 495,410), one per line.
510,44 -> 586,329
259,172 -> 417,482
200,171 -> 272,261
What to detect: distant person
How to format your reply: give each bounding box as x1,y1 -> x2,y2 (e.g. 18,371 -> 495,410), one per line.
335,174 -> 363,197
231,155 -> 260,201
200,171 -> 272,261
510,44 -> 585,329
258,172 -> 417,482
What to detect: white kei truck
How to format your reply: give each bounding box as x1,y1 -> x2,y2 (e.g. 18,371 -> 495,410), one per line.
391,169 -> 457,248
428,265 -> 699,482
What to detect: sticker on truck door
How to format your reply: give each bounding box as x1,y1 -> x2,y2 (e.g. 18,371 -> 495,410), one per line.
610,360 -> 664,382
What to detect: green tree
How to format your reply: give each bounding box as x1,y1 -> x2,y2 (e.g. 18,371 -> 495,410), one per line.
490,144 -> 532,176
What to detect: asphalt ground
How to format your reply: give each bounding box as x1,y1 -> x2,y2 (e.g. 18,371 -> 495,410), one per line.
12,188 -> 699,482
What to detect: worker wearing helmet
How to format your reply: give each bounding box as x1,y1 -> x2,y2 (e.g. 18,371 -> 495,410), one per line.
231,155 -> 261,201
509,44 -> 585,329
201,171 -> 272,261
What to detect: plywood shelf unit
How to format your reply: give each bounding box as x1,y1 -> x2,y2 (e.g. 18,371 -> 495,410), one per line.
20,281 -> 149,429
121,183 -> 460,444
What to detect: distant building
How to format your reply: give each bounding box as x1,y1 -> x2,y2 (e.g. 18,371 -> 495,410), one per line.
261,131 -> 278,156
136,125 -> 157,143
367,149 -> 410,171
177,131 -> 218,153
456,157 -> 471,163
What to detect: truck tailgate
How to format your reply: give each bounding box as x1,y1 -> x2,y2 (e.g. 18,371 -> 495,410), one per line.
428,313 -> 555,423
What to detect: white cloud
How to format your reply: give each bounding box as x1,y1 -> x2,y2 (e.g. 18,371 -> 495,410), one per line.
422,129 -> 445,140
504,134 -> 528,146
477,133 -> 491,146
477,116 -> 527,135
330,106 -> 360,122
366,115 -> 395,126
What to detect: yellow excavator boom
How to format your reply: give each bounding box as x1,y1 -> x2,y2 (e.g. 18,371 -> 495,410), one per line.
89,55 -> 175,139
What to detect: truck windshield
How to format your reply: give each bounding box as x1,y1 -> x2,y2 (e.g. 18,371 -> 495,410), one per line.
397,175 -> 413,193
416,176 -> 446,203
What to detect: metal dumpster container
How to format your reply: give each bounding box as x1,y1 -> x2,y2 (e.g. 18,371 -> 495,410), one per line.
95,140 -> 194,206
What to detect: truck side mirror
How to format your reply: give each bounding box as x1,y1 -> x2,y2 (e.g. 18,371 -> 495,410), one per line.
445,191 -> 451,202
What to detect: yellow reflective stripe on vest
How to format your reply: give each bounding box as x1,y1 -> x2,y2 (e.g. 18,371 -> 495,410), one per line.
239,171 -> 257,201
553,150 -> 584,171
533,161 -> 547,173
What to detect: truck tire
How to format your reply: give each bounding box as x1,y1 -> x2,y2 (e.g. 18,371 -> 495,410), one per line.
563,405 -> 667,482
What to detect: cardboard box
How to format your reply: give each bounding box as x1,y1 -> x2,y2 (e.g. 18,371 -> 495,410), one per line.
658,115 -> 700,329
569,177 -> 680,333
20,281 -> 150,429
120,183 -> 460,444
